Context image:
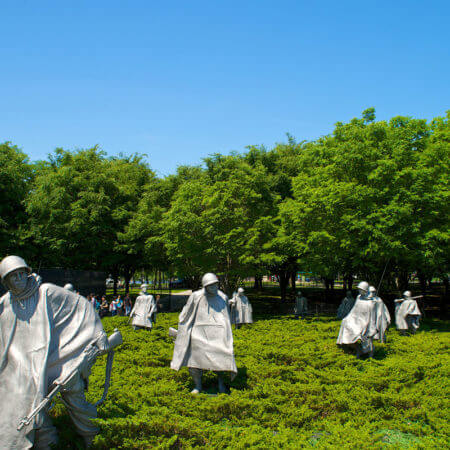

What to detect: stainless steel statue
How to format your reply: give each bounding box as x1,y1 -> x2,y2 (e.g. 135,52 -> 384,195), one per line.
294,291 -> 308,318
170,273 -> 237,394
336,281 -> 377,358
368,286 -> 391,343
336,290 -> 355,319
64,282 -> 75,292
395,290 -> 422,334
0,256 -> 121,449
230,287 -> 253,328
129,284 -> 156,330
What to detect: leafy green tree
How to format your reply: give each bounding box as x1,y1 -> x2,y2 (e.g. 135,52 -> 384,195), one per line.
0,142 -> 33,258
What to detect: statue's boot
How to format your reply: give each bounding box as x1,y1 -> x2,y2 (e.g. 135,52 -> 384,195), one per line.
216,372 -> 227,394
189,368 -> 203,394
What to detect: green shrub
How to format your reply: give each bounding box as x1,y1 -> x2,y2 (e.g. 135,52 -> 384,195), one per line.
52,314 -> 450,449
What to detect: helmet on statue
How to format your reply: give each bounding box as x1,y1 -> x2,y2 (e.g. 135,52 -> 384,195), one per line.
64,283 -> 74,292
0,255 -> 31,281
369,286 -> 377,293
237,287 -> 244,294
357,281 -> 369,293
201,273 -> 219,288
403,290 -> 412,298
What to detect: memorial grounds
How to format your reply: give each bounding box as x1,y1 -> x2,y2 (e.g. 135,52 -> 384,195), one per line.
50,293 -> 449,449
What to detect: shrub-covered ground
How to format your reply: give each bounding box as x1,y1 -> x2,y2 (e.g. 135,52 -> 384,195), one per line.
53,312 -> 449,449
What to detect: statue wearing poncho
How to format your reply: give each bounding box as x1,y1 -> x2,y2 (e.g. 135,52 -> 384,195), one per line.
130,284 -> 156,330
294,291 -> 308,318
170,273 -> 237,394
337,281 -> 377,358
230,287 -> 253,328
368,286 -> 391,343
395,291 -> 422,333
0,256 -> 108,449
336,291 -> 355,319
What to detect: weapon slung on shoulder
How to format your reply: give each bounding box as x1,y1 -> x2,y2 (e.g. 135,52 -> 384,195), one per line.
17,329 -> 123,431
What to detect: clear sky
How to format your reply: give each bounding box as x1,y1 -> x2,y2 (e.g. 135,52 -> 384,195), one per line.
1,0 -> 449,175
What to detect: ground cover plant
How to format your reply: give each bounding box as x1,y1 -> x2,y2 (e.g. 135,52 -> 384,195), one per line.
51,310 -> 450,449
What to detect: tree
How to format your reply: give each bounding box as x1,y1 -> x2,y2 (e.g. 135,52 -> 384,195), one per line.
0,142 -> 33,258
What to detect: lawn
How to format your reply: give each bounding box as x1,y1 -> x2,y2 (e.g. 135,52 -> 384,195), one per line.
53,311 -> 449,449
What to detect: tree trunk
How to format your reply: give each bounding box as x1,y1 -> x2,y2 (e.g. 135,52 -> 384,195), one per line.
441,274 -> 448,317
112,266 -> 119,296
291,272 -> 297,292
344,275 -> 353,292
396,271 -> 409,292
417,271 -> 427,293
123,266 -> 134,294
278,271 -> 289,302
254,275 -> 263,290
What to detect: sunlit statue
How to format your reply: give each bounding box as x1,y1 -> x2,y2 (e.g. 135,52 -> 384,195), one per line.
0,256 -> 122,449
336,290 -> 355,319
336,281 -> 377,358
129,284 -> 156,330
64,282 -> 75,292
170,273 -> 237,394
368,286 -> 391,343
230,287 -> 253,328
294,290 -> 308,318
395,290 -> 422,334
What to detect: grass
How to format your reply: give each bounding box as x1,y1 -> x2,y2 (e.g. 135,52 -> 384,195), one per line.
51,301 -> 449,448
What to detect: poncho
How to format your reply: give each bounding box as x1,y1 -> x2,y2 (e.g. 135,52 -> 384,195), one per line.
0,279 -> 106,449
395,299 -> 421,331
336,295 -> 377,354
336,295 -> 355,319
130,294 -> 156,329
231,293 -> 253,324
170,288 -> 237,377
372,296 -> 391,342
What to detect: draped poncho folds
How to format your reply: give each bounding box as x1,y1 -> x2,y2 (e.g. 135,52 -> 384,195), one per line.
395,298 -> 421,331
170,288 -> 237,378
231,293 -> 253,324
130,294 -> 156,328
336,295 -> 377,354
0,280 -> 106,449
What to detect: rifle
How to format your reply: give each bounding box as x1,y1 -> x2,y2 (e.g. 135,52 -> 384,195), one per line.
394,295 -> 423,303
17,329 -> 123,431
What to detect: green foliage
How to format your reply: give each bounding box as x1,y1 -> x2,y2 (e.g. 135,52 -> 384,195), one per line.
0,142 -> 32,256
52,313 -> 450,448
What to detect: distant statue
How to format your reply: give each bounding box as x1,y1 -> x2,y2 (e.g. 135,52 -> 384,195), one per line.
368,286 -> 391,343
64,282 -> 75,292
170,273 -> 237,394
230,287 -> 253,328
129,284 -> 156,330
395,290 -> 422,334
294,291 -> 308,318
0,256 -> 122,449
337,281 -> 377,358
336,290 -> 355,319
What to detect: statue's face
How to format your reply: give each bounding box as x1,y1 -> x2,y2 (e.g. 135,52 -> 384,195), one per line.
358,288 -> 367,297
141,285 -> 148,293
205,283 -> 219,296
6,269 -> 29,293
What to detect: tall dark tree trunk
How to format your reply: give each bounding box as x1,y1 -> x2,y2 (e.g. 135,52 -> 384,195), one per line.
344,275 -> 353,292
291,271 -> 297,292
112,266 -> 119,296
396,271 -> 409,292
278,271 -> 289,302
123,266 -> 134,294
441,274 -> 448,317
254,275 -> 263,290
417,271 -> 427,293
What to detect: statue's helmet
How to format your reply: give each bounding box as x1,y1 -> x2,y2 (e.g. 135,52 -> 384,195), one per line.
141,283 -> 148,290
201,273 -> 219,288
357,281 -> 369,292
64,283 -> 74,292
403,290 -> 412,298
297,291 -> 302,296
237,287 -> 244,294
369,286 -> 377,293
0,255 -> 31,281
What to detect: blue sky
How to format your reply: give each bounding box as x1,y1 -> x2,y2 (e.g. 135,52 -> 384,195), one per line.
1,0 -> 449,175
